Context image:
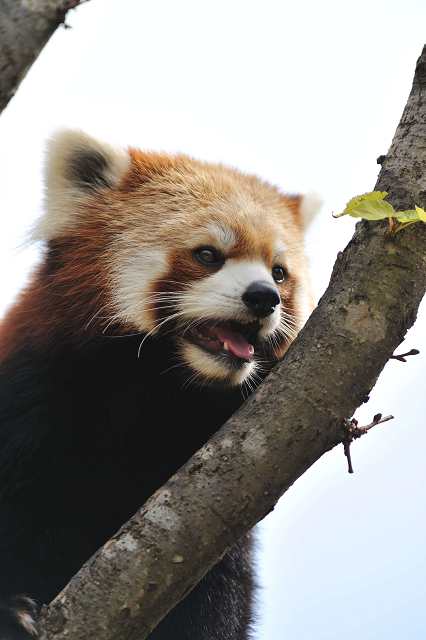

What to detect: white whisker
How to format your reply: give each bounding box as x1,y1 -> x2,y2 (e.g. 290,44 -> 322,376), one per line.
84,305 -> 110,331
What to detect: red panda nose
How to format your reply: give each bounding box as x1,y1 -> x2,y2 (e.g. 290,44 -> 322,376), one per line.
242,282 -> 281,318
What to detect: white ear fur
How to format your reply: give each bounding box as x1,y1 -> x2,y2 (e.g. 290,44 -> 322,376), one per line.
31,128 -> 131,242
299,191 -> 323,230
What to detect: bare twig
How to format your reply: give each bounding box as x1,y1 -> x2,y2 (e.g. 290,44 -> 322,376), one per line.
342,414 -> 394,474
390,348 -> 420,362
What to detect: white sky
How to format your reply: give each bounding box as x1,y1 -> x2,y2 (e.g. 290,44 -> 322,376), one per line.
0,1 -> 425,638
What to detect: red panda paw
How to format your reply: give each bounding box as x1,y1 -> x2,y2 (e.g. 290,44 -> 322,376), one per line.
0,596 -> 39,639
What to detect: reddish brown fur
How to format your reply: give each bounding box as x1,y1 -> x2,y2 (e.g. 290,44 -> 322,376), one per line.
1,145 -> 311,367
0,131 -> 318,640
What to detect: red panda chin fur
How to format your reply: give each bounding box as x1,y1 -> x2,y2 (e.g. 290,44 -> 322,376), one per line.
0,129 -> 321,640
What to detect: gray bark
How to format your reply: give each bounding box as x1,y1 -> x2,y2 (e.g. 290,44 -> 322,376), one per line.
0,0 -> 84,114
36,45 -> 426,640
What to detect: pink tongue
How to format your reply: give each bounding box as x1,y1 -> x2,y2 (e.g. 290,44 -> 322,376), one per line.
205,325 -> 254,360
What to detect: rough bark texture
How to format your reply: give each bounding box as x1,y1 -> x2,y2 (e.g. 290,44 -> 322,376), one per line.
34,45 -> 426,640
0,0 -> 83,114
375,49 -> 426,209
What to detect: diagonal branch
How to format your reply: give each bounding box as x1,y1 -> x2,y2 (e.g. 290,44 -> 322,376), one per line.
36,46 -> 426,640
0,0 -> 88,115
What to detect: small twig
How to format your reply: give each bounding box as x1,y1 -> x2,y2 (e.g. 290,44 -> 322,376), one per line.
384,216 -> 399,239
67,0 -> 91,8
343,439 -> 354,474
390,348 -> 420,362
63,0 -> 91,28
342,413 -> 394,474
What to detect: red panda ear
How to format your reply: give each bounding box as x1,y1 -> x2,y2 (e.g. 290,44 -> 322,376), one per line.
31,128 -> 130,242
298,192 -> 323,230
285,192 -> 323,231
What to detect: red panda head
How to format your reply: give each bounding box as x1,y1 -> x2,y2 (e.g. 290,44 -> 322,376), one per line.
29,129 -> 321,387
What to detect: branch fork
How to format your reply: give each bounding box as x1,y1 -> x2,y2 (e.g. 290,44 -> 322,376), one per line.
390,348 -> 420,362
342,414 -> 394,474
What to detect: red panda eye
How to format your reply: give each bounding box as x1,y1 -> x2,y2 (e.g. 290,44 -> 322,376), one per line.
194,247 -> 223,266
272,266 -> 286,283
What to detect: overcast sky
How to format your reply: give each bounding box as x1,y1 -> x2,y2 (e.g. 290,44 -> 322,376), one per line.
0,1 -> 425,638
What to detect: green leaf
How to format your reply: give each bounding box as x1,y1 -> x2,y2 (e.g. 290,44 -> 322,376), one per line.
334,190 -> 426,229
335,191 -> 389,218
394,209 -> 419,223
415,205 -> 426,222
349,199 -> 395,220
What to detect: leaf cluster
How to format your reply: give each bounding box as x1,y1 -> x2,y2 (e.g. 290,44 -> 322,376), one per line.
334,191 -> 426,236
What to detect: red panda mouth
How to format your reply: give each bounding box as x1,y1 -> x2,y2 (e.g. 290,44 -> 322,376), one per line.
186,320 -> 261,362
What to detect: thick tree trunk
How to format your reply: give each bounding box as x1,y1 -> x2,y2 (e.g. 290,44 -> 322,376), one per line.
0,0 -> 84,114
36,45 -> 426,640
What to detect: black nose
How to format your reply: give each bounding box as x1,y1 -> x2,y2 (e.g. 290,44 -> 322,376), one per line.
242,282 -> 281,318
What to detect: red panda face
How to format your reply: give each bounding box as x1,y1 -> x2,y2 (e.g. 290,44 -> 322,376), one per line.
111,221 -> 304,387
30,129 -> 321,388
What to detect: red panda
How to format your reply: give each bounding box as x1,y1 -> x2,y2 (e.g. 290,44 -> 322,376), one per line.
0,129 -> 320,639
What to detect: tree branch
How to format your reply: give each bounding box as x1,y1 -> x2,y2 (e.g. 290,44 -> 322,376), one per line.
35,46 -> 426,640
0,0 -> 87,115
